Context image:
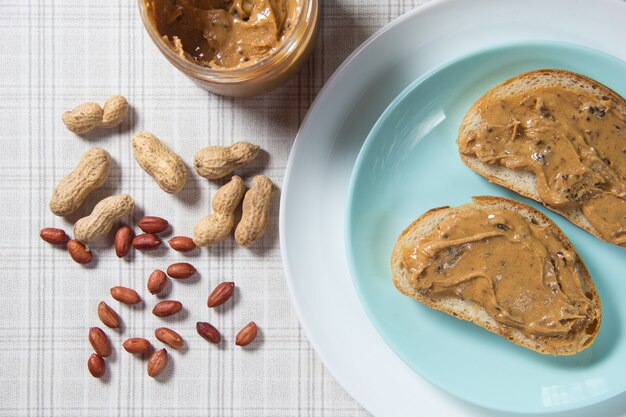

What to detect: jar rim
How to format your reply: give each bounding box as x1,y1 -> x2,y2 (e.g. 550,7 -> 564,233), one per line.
137,0 -> 317,83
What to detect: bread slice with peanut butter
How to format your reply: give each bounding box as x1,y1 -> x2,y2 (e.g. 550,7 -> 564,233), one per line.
391,196 -> 601,355
457,69 -> 626,246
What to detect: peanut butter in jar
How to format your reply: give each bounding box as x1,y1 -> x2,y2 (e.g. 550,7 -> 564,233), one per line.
139,0 -> 319,96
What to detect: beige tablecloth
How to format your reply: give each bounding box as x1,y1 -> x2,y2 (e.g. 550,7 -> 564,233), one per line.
0,0 -> 429,415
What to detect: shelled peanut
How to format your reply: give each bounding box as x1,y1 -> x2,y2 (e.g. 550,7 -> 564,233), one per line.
167,263 -> 196,279
88,354 -> 106,378
152,300 -> 183,317
88,327 -> 112,357
132,233 -> 162,250
67,240 -> 93,264
137,216 -> 169,233
115,225 -> 134,258
168,236 -> 196,252
39,228 -> 69,245
110,286 -> 142,305
196,322 -> 221,344
97,301 -> 121,328
147,349 -> 168,378
235,322 -> 258,346
155,328 -> 184,349
147,270 -> 168,295
207,282 -> 235,308
123,338 -> 152,354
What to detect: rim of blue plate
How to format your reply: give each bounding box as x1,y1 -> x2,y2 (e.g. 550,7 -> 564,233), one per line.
345,39 -> 626,413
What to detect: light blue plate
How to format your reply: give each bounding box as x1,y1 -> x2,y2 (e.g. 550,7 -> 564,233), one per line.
346,41 -> 626,414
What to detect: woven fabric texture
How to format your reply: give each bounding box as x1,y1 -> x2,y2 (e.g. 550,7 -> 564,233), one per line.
0,0 -> 429,416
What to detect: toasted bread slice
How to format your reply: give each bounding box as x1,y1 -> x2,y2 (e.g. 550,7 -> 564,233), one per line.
457,69 -> 626,245
391,196 -> 601,355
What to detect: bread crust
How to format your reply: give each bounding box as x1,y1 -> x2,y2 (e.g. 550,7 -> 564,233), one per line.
457,69 -> 626,245
390,196 -> 601,355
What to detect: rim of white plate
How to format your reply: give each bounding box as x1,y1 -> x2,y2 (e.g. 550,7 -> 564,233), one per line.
279,0 -> 626,415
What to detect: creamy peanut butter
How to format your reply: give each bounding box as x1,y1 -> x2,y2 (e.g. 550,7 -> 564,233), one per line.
459,85 -> 626,246
401,207 -> 596,348
148,0 -> 301,69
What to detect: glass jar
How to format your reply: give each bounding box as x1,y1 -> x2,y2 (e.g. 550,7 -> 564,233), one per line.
137,0 -> 320,97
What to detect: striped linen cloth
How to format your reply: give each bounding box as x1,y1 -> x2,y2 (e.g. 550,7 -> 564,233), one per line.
0,0 -> 428,416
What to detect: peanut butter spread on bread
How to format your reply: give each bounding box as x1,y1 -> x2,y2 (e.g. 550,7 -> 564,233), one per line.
401,207 -> 597,348
148,0 -> 301,69
458,85 -> 626,245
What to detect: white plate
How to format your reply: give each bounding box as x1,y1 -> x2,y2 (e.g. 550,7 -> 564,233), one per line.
280,0 -> 626,415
